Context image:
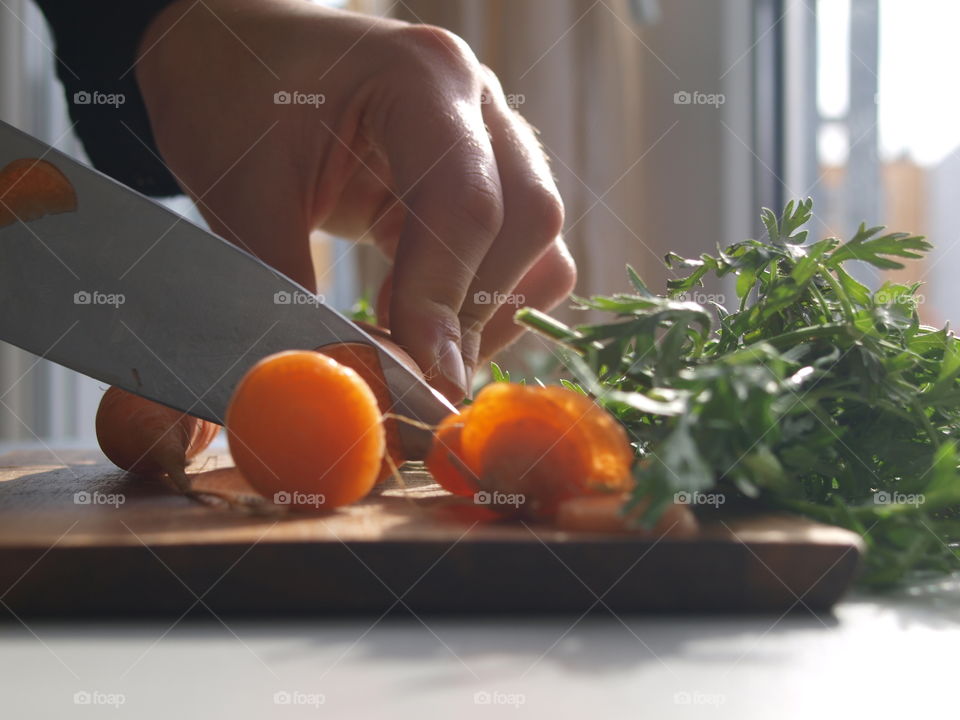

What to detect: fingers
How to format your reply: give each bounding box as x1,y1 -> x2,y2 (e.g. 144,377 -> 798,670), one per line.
368,27 -> 573,400
478,238 -> 577,361
456,72 -> 565,374
374,26 -> 504,401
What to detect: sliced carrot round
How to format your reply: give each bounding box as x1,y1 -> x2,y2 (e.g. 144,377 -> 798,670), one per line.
316,341 -> 404,481
226,350 -> 384,510
460,383 -> 594,516
0,158 -> 77,228
425,408 -> 476,497
539,387 -> 634,492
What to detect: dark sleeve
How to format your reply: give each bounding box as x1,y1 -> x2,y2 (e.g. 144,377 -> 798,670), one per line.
33,0 -> 182,197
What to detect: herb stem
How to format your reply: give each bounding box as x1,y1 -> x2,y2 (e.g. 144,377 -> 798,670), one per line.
747,323 -> 849,349
823,269 -> 857,323
514,307 -> 589,351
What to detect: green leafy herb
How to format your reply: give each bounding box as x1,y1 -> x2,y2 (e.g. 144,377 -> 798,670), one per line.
517,198 -> 960,588
347,294 -> 377,325
490,361 -> 511,383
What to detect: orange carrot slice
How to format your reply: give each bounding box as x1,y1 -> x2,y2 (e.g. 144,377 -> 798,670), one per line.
425,407 -> 476,497
0,158 -> 77,228
226,350 -> 384,511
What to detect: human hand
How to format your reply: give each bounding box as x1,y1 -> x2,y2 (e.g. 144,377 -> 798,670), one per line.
136,0 -> 575,401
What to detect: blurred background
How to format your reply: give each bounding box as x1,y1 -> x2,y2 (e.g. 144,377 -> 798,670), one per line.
0,0 -> 955,448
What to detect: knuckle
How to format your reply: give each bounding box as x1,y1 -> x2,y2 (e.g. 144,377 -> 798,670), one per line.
535,241 -> 577,304
558,256 -> 577,296
392,24 -> 478,79
519,183 -> 565,244
478,64 -> 503,93
446,177 -> 505,239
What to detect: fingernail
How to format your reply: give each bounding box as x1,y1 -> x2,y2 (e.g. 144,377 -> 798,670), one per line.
463,361 -> 475,399
438,339 -> 468,395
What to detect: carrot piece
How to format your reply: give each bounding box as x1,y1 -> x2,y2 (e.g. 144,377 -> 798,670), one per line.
425,407 -> 476,497
95,386 -> 220,491
0,158 -> 77,228
225,350 -> 385,511
555,494 -> 699,538
423,384 -> 637,518
317,321 -> 426,475
539,387 -> 634,492
459,383 -> 594,517
315,341 -> 405,481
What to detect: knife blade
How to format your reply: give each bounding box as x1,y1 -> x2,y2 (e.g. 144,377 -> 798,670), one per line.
0,120 -> 455,457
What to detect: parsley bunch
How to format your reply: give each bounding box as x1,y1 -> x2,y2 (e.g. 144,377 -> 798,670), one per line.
518,199 -> 960,587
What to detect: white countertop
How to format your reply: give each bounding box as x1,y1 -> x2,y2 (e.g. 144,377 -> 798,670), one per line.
2,581 -> 958,718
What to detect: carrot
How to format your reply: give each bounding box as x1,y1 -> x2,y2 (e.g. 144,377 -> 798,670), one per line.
538,387 -> 634,493
225,350 -> 385,511
425,407 -> 476,497
95,386 -> 220,493
426,384 -> 636,518
326,320 -> 431,473
555,494 -> 699,538
316,321 -> 425,476
0,158 -> 77,228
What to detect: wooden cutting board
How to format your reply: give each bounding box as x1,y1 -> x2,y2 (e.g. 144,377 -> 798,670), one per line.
0,450 -> 863,616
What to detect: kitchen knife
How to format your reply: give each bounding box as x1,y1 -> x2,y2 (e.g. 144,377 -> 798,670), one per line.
0,120 -> 456,457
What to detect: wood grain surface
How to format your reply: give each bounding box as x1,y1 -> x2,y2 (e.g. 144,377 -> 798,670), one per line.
0,449 -> 864,616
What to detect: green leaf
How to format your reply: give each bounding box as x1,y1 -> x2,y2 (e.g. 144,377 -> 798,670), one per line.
626,264 -> 654,296
644,419 -> 714,492
833,266 -> 872,306
828,228 -> 931,270
735,268 -> 757,299
559,379 -> 587,394
489,361 -> 510,383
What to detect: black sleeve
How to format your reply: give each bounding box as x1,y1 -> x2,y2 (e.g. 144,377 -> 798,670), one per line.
33,1 -> 182,197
